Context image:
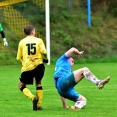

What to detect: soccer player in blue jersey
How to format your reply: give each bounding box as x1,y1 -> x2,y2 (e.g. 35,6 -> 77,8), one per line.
0,23 -> 8,46
17,25 -> 48,111
54,47 -> 110,110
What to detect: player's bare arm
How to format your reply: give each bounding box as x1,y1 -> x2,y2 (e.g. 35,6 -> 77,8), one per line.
65,47 -> 84,58
60,96 -> 68,108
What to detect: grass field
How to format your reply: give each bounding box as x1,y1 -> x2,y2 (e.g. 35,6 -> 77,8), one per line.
0,63 -> 117,117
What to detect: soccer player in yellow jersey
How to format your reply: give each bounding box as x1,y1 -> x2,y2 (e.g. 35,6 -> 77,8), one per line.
17,25 -> 48,111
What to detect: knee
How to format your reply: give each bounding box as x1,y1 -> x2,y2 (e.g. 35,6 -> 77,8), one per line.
36,81 -> 42,87
78,67 -> 89,76
83,67 -> 89,71
36,84 -> 42,87
82,67 -> 90,75
78,95 -> 87,104
82,96 -> 87,104
83,97 -> 87,104
18,80 -> 25,91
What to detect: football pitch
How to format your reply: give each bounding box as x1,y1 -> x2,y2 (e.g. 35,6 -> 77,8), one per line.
0,63 -> 116,117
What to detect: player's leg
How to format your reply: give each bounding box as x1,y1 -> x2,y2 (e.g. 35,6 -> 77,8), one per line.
36,81 -> 43,110
56,73 -> 87,110
18,71 -> 38,111
35,64 -> 45,110
62,88 -> 87,110
57,73 -> 78,92
73,95 -> 87,110
18,81 -> 35,101
73,67 -> 110,89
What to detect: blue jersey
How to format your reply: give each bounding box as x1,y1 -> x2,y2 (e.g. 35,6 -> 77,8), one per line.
53,54 -> 80,102
54,54 -> 72,79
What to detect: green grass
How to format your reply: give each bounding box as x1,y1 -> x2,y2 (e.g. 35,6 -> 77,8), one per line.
0,63 -> 117,117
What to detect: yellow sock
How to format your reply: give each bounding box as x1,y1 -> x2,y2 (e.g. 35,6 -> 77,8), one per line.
23,88 -> 35,101
36,90 -> 43,107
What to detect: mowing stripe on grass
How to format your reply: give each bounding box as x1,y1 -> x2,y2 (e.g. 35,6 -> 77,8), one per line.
44,84 -> 116,91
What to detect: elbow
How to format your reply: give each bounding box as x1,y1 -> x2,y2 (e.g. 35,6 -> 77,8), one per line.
17,58 -> 22,63
16,57 -> 19,61
71,47 -> 76,52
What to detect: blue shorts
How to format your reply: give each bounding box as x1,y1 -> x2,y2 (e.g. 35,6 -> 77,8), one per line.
56,73 -> 80,102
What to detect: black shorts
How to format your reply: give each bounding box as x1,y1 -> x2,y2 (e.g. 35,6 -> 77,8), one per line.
19,64 -> 45,85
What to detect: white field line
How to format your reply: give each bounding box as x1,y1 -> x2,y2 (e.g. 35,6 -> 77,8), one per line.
44,84 -> 117,91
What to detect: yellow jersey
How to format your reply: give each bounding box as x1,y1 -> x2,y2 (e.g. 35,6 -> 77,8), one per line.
17,36 -> 47,72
